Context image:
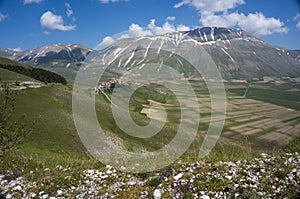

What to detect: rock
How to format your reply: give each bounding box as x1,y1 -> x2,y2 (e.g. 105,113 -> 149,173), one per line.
128,181 -> 136,186
106,169 -> 113,174
173,173 -> 183,181
5,194 -> 12,199
153,189 -> 162,199
200,195 -> 210,199
13,185 -> 22,191
56,190 -> 63,196
260,153 -> 268,158
42,194 -> 49,199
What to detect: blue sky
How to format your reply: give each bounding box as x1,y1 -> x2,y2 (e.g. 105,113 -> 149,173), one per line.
0,0 -> 299,50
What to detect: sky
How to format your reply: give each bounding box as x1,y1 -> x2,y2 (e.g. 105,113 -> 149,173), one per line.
0,0 -> 299,51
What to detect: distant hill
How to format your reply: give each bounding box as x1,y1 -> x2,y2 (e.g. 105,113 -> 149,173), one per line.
0,44 -> 92,81
0,57 -> 67,84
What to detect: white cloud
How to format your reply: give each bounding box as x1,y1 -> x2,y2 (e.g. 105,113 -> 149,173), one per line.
24,0 -> 42,4
0,13 -> 8,22
96,19 -> 191,49
237,12 -> 288,35
177,24 -> 191,31
297,21 -> 300,29
200,12 -> 288,35
174,0 -> 245,13
8,47 -> 22,52
40,11 -> 76,31
147,19 -> 176,35
174,0 -> 288,36
43,31 -> 51,35
294,14 -> 300,30
96,36 -> 115,49
166,16 -> 176,21
294,13 -> 300,21
65,2 -> 76,22
99,0 -> 128,3
200,13 -> 234,27
121,23 -> 153,38
65,3 -> 73,17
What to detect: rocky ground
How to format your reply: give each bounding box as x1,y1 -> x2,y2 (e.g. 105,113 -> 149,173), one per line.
0,152 -> 299,199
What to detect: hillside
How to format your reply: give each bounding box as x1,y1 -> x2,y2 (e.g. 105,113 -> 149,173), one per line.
0,81 -> 299,198
89,27 -> 300,80
0,57 -> 67,84
0,27 -> 300,198
0,28 -> 299,81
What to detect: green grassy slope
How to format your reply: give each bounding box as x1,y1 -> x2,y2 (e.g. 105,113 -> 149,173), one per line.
0,73 -> 299,169
0,68 -> 36,82
0,57 -> 67,84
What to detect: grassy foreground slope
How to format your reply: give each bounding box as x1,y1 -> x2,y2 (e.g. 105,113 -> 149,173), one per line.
1,78 -> 299,165
0,71 -> 299,198
0,81 -> 253,171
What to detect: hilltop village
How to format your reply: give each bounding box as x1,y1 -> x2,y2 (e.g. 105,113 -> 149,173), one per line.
95,78 -> 120,94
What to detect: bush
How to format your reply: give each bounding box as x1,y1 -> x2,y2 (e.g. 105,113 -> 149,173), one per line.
0,82 -> 31,153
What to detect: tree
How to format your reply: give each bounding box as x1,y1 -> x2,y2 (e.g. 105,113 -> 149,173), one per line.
0,82 -> 31,153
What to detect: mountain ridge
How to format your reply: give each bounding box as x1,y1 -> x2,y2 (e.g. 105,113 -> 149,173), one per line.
0,27 -> 299,80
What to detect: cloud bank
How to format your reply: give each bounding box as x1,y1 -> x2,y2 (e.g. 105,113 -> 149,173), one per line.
23,0 -> 42,4
96,19 -> 190,49
174,0 -> 288,35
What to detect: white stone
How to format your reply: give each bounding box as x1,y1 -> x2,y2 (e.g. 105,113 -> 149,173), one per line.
128,181 -> 136,186
5,194 -> 12,199
42,194 -> 49,199
260,153 -> 267,158
200,195 -> 210,199
13,185 -> 22,191
173,173 -> 183,181
106,170 -> 113,174
56,190 -> 63,196
153,189 -> 162,199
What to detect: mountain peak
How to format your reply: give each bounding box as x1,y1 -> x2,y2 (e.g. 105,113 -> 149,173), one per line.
183,27 -> 260,44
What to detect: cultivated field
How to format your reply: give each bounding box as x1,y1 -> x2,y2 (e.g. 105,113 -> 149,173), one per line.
139,80 -> 300,149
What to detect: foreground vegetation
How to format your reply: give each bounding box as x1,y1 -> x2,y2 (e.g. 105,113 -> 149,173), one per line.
0,67 -> 300,198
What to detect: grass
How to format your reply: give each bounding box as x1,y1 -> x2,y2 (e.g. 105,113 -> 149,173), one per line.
282,116 -> 300,126
0,70 -> 300,198
249,127 -> 277,139
10,85 -> 85,154
246,84 -> 300,111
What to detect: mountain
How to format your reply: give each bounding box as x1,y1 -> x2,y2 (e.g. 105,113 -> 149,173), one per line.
0,44 -> 92,81
185,27 -> 300,79
87,27 -> 300,80
0,44 -> 92,68
0,28 -> 300,80
288,50 -> 300,62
